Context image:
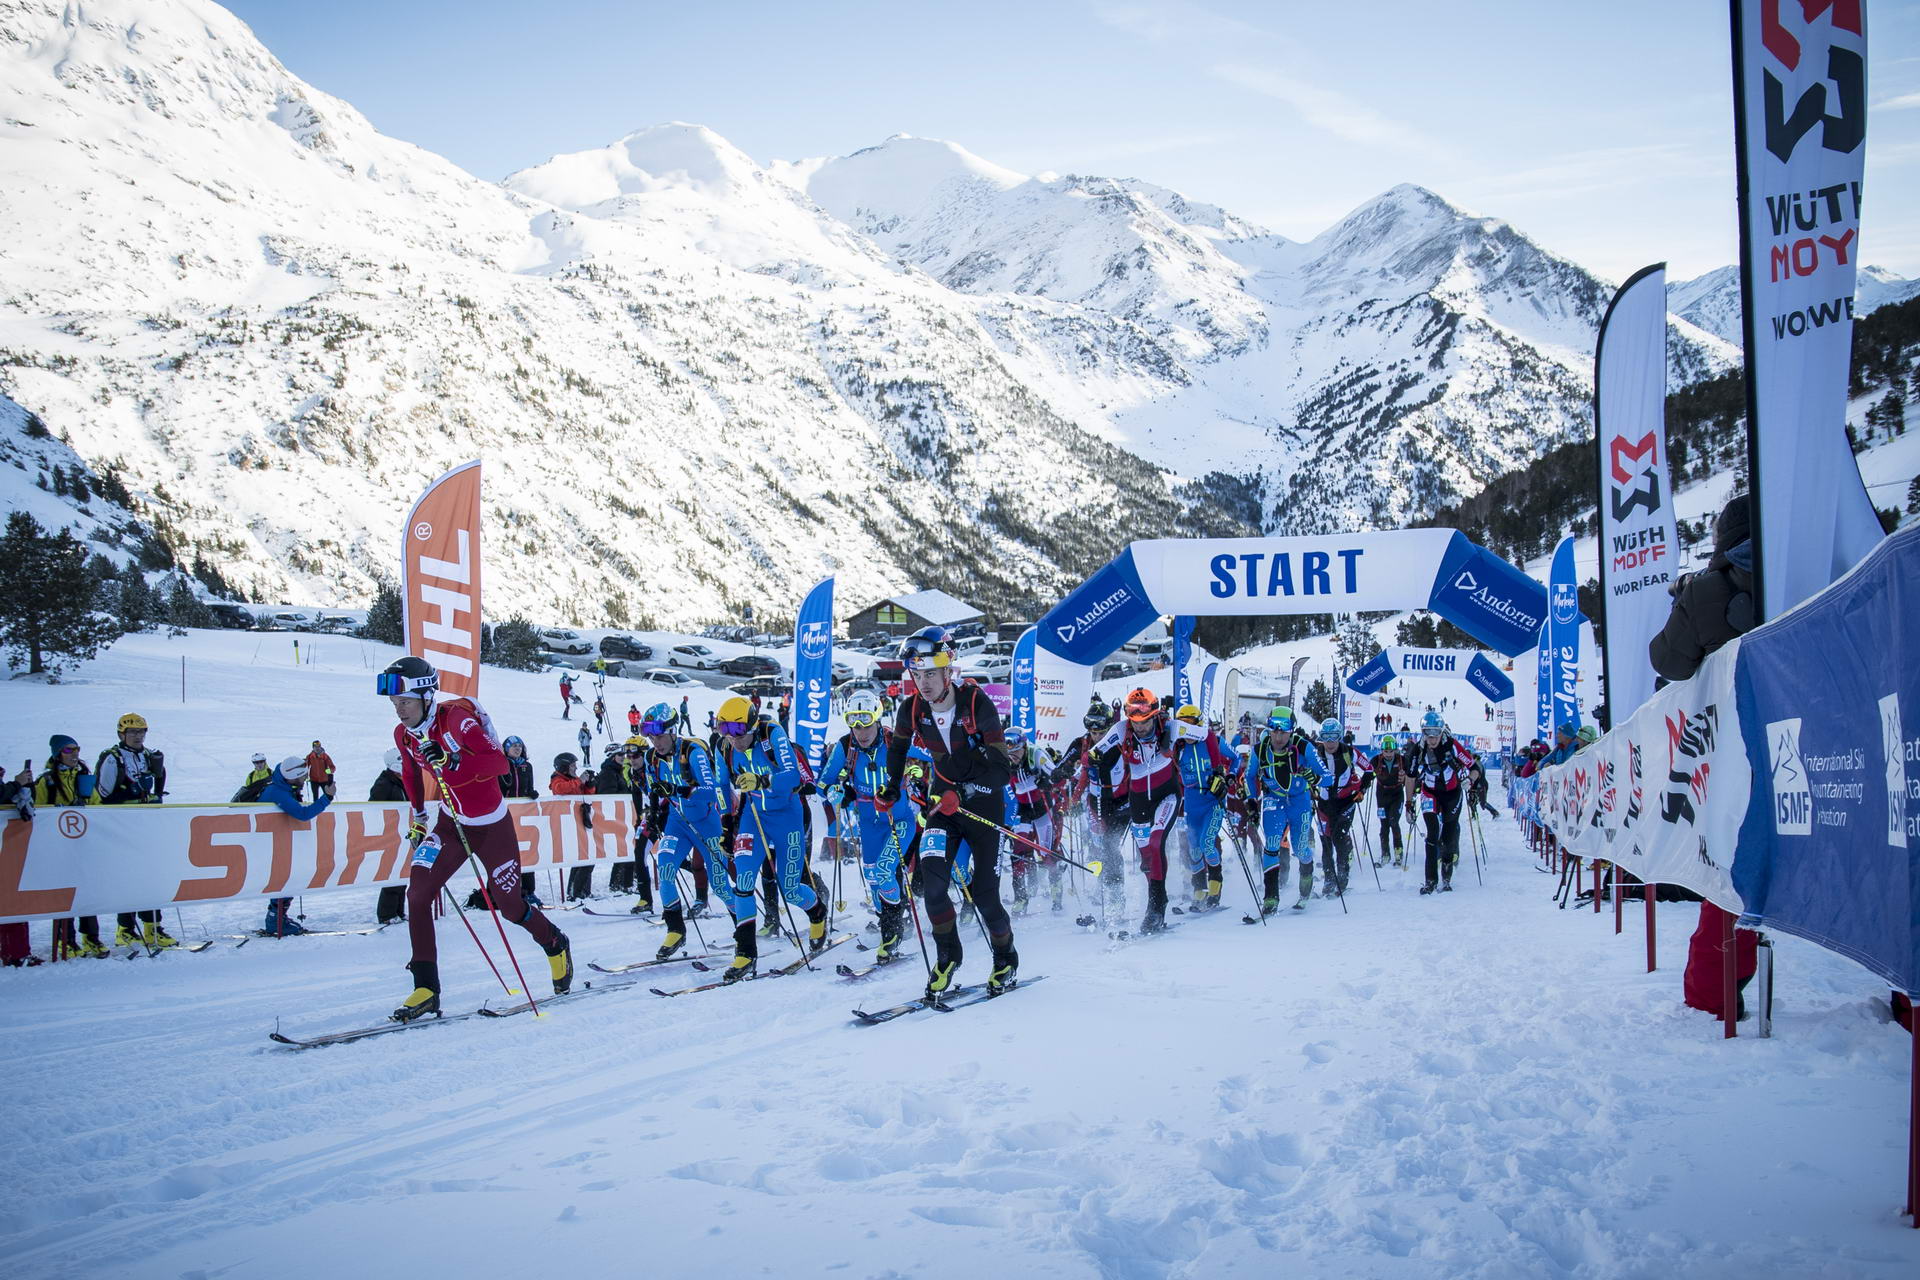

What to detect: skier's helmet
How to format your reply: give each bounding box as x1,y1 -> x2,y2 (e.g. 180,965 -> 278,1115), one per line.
898,626 -> 955,672
1318,718 -> 1342,742
1381,735 -> 1397,752
1421,710 -> 1447,741
641,703 -> 674,734
1004,725 -> 1026,749
1266,706 -> 1294,732
1124,688 -> 1159,723
1174,704 -> 1202,724
716,696 -> 754,736
502,735 -> 525,756
843,690 -> 885,729
1084,703 -> 1114,732
383,747 -> 403,773
553,752 -> 578,772
117,712 -> 148,734
377,655 -> 439,702
278,756 -> 310,783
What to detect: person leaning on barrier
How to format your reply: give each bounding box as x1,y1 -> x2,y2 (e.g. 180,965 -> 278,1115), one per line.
34,736 -> 107,958
1649,494 -> 1754,684
255,757 -> 332,936
95,712 -> 177,950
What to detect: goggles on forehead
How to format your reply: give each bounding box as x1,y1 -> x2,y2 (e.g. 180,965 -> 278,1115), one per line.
640,719 -> 671,736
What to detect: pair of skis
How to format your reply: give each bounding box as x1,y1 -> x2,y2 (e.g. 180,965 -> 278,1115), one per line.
850,975 -> 1046,1025
269,977 -> 640,1049
647,933 -> 856,996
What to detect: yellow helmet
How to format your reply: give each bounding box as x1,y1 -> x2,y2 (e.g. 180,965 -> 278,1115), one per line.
1175,704 -> 1201,724
117,713 -> 148,734
717,696 -> 753,725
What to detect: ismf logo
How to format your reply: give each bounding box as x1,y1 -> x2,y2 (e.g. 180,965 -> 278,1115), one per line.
1767,716 -> 1813,836
798,621 -> 830,663
1761,0 -> 1864,163
57,809 -> 87,838
1551,582 -> 1579,627
1879,693 -> 1906,849
1608,432 -> 1663,520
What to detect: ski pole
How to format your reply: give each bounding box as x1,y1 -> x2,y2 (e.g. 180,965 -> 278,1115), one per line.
1468,811 -> 1485,886
902,866 -> 935,991
913,794 -> 1102,875
1229,828 -> 1266,926
1357,810 -> 1383,891
440,886 -> 511,995
746,801 -> 815,970
422,755 -> 540,1011
676,870 -> 710,954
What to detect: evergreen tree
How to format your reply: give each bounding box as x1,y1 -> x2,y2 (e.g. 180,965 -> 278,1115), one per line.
359,579 -> 403,644
0,512 -> 123,675
1302,677 -> 1335,723
165,574 -> 212,628
489,616 -> 544,671
1395,612 -> 1440,648
1333,615 -> 1380,671
116,565 -> 158,633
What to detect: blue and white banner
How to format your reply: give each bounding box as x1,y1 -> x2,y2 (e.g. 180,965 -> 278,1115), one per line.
1173,615 -> 1195,707
1536,524 -> 1920,994
1345,647 -> 1515,703
1732,0 -> 1882,622
1010,627 -> 1037,738
791,576 -> 834,770
1732,526 -> 1920,995
1546,536 -> 1583,735
1198,661 -> 1220,723
1595,265 -> 1680,722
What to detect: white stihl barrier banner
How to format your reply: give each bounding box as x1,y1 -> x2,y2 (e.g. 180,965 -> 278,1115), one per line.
1533,643 -> 1747,912
1594,265 -> 1680,720
0,797 -> 636,924
1731,0 -> 1881,620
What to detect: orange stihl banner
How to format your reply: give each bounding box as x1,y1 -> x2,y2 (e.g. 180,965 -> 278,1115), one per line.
0,798 -> 635,924
404,459 -> 483,699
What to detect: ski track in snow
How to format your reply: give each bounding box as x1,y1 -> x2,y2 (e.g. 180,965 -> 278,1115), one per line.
4,819 -> 1916,1279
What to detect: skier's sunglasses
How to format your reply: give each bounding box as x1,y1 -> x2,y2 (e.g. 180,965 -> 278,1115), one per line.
640,719 -> 671,735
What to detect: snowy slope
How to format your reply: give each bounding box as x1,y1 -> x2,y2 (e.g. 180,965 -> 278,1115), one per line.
1668,263 -> 1920,347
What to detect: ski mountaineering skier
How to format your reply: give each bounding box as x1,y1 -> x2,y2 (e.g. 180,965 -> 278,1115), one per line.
378,656 -> 572,1021
879,627 -> 1019,999
1369,735 -> 1409,866
818,689 -> 921,961
1243,706 -> 1327,913
1311,718 -> 1367,898
1054,701 -> 1130,934
636,703 -> 736,968
714,695 -> 830,969
1171,704 -> 1235,912
1085,689 -> 1198,934
1003,725 -> 1060,914
1407,710 -> 1475,894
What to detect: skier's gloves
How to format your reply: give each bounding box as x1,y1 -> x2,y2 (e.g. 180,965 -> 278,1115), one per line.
875,785 -> 900,808
407,813 -> 429,845
934,790 -> 961,817
673,783 -> 693,798
420,739 -> 450,767
733,772 -> 760,792
903,760 -> 926,783
1207,774 -> 1227,797
826,785 -> 847,808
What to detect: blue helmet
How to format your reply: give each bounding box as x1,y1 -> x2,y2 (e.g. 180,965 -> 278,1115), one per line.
1004,726 -> 1026,748
1421,710 -> 1447,736
1318,717 -> 1342,742
642,703 -> 674,731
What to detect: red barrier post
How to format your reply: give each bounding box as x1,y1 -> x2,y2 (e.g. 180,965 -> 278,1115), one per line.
1614,872 -> 1624,935
1593,862 -> 1602,913
1646,883 -> 1657,972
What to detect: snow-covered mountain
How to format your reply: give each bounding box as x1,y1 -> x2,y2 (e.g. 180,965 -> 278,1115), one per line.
0,0 -> 1754,625
1669,263 -> 1918,347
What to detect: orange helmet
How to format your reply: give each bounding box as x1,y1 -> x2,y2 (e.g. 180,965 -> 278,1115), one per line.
1124,688 -> 1160,723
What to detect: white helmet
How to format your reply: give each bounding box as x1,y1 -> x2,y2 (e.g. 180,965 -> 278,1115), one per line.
278,756 -> 310,783
843,690 -> 885,729
383,747 -> 402,773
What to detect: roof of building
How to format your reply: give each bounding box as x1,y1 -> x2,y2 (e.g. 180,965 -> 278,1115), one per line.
868,588 -> 983,626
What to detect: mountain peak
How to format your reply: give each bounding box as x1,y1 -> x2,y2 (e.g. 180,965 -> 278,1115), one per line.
505,121 -> 762,208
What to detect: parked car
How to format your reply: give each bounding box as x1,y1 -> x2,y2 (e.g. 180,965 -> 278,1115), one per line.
830,660 -> 856,684
540,652 -> 611,673
262,610 -> 314,631
538,627 -> 592,655
980,640 -> 1016,658
314,613 -> 359,634
668,644 -> 719,670
1096,660 -> 1133,682
950,621 -> 986,640
873,658 -> 906,684
952,634 -> 987,657
963,654 -> 1013,679
719,653 -> 781,677
207,603 -> 253,630
639,667 -> 699,689
600,634 -> 652,660
728,677 -> 792,698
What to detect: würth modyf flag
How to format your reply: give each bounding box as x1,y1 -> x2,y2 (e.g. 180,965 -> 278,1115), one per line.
403,460 -> 482,699
1731,0 -> 1881,620
1595,265 -> 1680,722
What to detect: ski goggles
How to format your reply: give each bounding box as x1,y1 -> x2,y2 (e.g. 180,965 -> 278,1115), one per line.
717,719 -> 752,737
903,651 -> 953,671
375,671 -> 435,696
844,707 -> 882,728
639,718 -> 671,735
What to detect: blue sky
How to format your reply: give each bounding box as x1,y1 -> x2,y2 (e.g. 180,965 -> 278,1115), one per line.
221,0 -> 1920,280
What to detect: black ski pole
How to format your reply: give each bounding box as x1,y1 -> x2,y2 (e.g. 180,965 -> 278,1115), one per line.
1230,828 -> 1265,926
1358,810 -> 1383,891
747,801 -> 815,969
677,870 -> 710,955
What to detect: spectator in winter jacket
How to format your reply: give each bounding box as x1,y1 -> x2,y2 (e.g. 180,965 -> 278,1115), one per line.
254,757 -> 333,936
33,737 -> 106,956
559,674 -> 576,720
232,756 -> 274,803
594,740 -> 649,899
1649,494 -> 1755,684
242,752 -> 271,788
0,765 -> 39,966
370,747 -> 410,924
550,753 -> 596,901
628,704 -> 642,734
96,712 -> 177,949
677,696 -> 691,732
304,740 -> 337,801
